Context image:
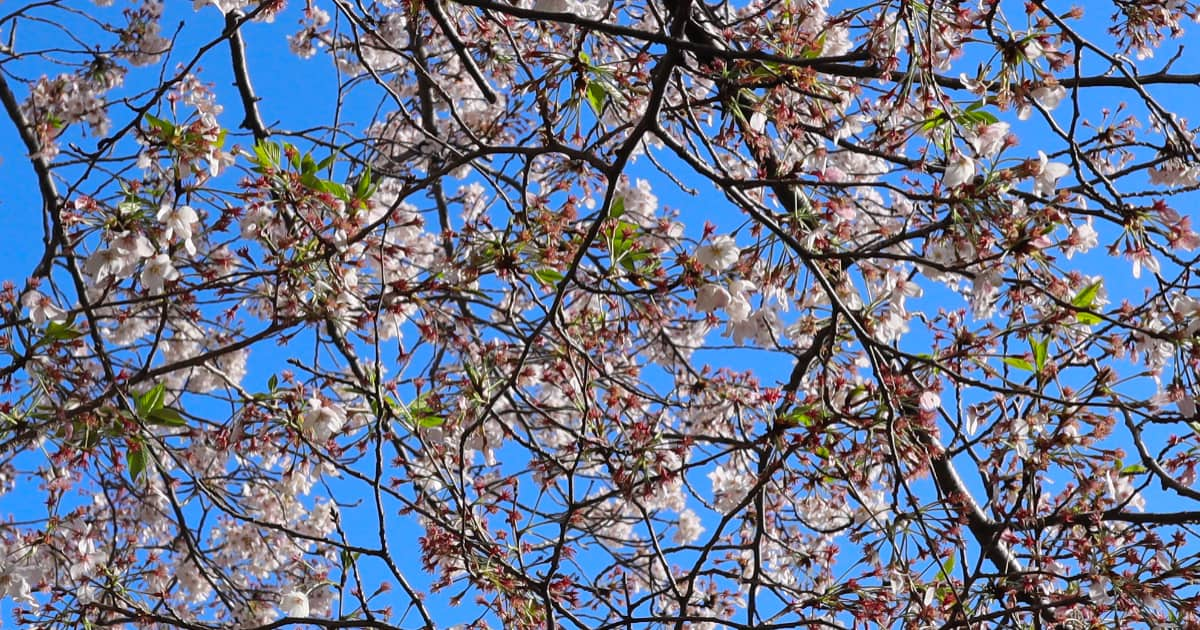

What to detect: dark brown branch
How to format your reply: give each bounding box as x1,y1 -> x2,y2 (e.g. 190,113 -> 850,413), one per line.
449,0 -> 1200,93
226,11 -> 270,140
425,0 -> 497,104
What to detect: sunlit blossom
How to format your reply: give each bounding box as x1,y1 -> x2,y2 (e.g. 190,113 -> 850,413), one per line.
695,235 -> 741,271
942,152 -> 975,190
140,253 -> 179,293
22,290 -> 66,326
695,283 -> 731,313
279,590 -> 310,618
157,203 -> 200,256
969,121 -> 1010,158
1032,151 -> 1070,197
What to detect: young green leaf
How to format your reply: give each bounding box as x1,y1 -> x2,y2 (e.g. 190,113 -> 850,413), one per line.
533,268 -> 564,285
1031,337 -> 1048,372
127,447 -> 147,481
610,196 -> 626,219
136,383 -> 166,419
301,152 -> 318,175
40,321 -> 84,345
415,415 -> 444,428
1072,282 -> 1101,309
149,407 -> 187,427
355,169 -> 373,200
921,109 -> 949,131
585,82 -> 607,116
940,554 -> 956,577
1002,356 -> 1035,372
144,113 -> 175,136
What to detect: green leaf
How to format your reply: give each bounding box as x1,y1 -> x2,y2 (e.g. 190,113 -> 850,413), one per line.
117,197 -> 143,217
607,219 -> 638,244
414,415 -> 444,428
355,167 -> 374,200
253,143 -> 270,168
126,447 -> 146,481
619,249 -> 655,273
1031,337 -> 1048,372
301,152 -> 318,175
392,392 -> 443,429
585,81 -> 607,116
136,383 -> 166,419
268,374 -> 279,391
1076,312 -> 1102,325
610,196 -> 626,219
315,179 -> 349,201
1002,357 -> 1035,372
149,407 -> 187,427
940,554 -> 956,577
921,108 -> 949,131
253,140 -> 281,169
41,321 -> 83,343
961,109 -> 999,125
609,237 -> 629,259
746,61 -> 781,81
533,268 -> 564,285
1072,282 -> 1101,308
779,410 -> 813,427
802,31 -> 827,59
144,113 -> 174,135
1121,463 -> 1147,474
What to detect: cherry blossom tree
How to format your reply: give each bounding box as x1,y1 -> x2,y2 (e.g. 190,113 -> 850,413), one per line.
5,0 -> 1200,627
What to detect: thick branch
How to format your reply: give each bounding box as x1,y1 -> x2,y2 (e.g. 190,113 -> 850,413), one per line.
226,11 -> 270,140
449,0 -> 1200,93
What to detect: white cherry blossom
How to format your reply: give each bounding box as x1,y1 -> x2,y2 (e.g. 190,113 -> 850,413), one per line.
140,253 -> 179,293
279,590 -> 310,618
942,152 -> 975,189
673,508 -> 705,544
695,283 -> 731,312
695,235 -> 741,271
302,397 -> 347,441
157,203 -> 200,255
1020,84 -> 1067,119
1033,150 -> 1070,197
22,290 -> 66,325
969,121 -> 1010,158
